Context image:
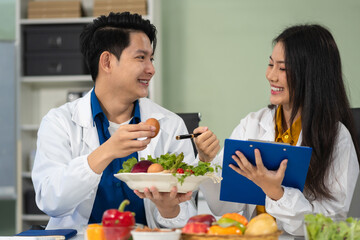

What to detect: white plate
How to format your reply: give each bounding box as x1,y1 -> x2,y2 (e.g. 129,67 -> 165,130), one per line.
114,173 -> 211,193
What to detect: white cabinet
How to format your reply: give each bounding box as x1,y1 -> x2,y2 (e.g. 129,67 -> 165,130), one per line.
15,0 -> 157,232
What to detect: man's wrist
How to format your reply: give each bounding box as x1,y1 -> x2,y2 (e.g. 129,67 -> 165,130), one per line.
88,143 -> 114,174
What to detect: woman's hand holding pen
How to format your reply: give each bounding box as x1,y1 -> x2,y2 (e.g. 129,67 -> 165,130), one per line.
193,126 -> 221,163
230,149 -> 288,201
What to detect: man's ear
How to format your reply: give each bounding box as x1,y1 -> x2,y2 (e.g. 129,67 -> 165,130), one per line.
99,51 -> 112,73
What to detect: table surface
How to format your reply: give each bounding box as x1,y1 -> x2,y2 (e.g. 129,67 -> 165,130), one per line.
70,233 -> 305,240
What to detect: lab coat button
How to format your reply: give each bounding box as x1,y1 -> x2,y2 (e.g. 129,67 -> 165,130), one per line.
116,183 -> 121,187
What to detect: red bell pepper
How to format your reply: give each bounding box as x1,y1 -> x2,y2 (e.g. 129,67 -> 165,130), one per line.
101,199 -> 135,240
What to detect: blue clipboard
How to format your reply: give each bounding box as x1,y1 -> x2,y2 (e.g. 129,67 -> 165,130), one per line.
220,139 -> 312,205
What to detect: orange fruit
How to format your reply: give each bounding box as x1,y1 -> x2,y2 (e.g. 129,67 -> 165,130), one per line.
208,225 -> 242,235
86,223 -> 105,240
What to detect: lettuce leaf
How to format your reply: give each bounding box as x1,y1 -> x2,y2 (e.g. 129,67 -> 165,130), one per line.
305,213 -> 360,240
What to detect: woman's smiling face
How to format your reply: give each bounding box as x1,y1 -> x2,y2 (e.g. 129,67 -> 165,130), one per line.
266,42 -> 291,110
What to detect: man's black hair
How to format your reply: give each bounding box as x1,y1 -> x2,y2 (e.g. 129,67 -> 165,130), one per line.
80,12 -> 157,81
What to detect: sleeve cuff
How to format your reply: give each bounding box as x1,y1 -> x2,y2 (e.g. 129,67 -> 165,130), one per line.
76,155 -> 102,188
156,202 -> 193,228
266,186 -> 294,209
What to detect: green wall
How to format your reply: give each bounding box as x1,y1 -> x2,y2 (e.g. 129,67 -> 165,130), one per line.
0,0 -> 15,41
160,0 -> 360,146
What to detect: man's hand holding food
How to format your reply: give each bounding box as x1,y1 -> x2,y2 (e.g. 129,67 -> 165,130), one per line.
134,186 -> 192,218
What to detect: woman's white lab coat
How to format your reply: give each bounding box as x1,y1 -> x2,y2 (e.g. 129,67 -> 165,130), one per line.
200,107 -> 359,236
32,89 -> 197,231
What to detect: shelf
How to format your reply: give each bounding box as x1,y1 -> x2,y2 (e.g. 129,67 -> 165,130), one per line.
22,172 -> 31,178
20,14 -> 151,25
0,187 -> 16,200
22,75 -> 92,83
20,17 -> 94,25
21,75 -> 94,88
21,124 -> 39,131
23,214 -> 50,221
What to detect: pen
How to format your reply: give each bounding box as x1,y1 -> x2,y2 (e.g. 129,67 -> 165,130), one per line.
175,133 -> 201,140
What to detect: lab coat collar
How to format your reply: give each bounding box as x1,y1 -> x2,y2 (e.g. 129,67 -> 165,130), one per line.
258,106 -> 303,145
259,107 -> 277,141
72,88 -> 100,151
72,88 -> 93,128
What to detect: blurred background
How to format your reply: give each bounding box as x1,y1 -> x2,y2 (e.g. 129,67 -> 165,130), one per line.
1,0 -> 359,235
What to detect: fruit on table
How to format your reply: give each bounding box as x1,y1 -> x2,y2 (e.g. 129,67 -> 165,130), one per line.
216,217 -> 246,233
101,199 -> 135,240
86,223 -> 105,240
222,213 -> 248,226
182,222 -> 208,234
207,213 -> 247,235
147,163 -> 164,173
187,214 -> 216,227
208,225 -> 243,235
145,118 -> 160,138
130,160 -> 153,173
244,213 -> 278,236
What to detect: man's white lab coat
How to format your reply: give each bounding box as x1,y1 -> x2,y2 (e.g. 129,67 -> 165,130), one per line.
32,89 -> 197,231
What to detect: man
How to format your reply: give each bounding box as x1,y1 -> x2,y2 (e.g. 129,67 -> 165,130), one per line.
31,12 -> 218,230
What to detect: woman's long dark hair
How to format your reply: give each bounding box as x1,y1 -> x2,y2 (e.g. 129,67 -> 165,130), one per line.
273,24 -> 360,200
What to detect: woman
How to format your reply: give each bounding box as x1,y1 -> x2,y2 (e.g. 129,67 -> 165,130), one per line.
197,24 -> 360,236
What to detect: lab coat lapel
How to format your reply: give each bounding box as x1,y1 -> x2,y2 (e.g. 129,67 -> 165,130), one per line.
83,127 -> 100,151
259,108 -> 276,141
72,88 -> 100,151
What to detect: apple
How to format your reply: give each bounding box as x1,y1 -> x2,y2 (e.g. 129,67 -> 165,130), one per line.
182,222 -> 208,234
187,214 -> 216,227
130,160 -> 153,173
